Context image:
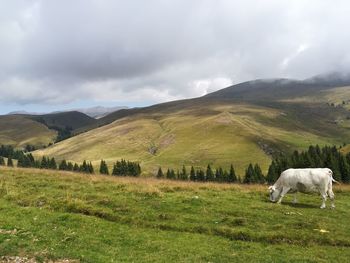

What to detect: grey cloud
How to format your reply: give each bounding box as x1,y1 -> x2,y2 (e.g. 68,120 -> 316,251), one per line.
0,0 -> 350,108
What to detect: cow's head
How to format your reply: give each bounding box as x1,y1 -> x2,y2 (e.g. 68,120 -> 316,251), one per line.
268,185 -> 281,202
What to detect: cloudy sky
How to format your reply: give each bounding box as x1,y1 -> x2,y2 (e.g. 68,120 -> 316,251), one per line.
1,0 -> 350,114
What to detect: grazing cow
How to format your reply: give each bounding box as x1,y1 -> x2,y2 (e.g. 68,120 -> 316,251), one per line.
268,168 -> 337,209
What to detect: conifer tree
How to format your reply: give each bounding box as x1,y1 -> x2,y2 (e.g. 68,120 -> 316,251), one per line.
7,157 -> 13,167
266,160 -> 278,183
73,163 -> 80,172
189,166 -> 196,181
206,164 -> 214,181
197,169 -> 205,181
67,162 -> 73,171
179,165 -> 188,180
99,160 -> 109,175
49,157 -> 57,170
166,168 -> 176,179
80,160 -> 87,173
40,156 -> 48,169
215,167 -> 224,182
254,163 -> 265,183
339,155 -> 350,183
88,162 -> 94,174
0,156 -> 5,166
59,160 -> 68,170
166,168 -> 171,179
157,167 -> 164,178
244,163 -> 255,184
228,164 -> 237,183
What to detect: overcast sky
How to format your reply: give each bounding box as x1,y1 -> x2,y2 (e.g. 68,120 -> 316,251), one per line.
1,0 -> 350,114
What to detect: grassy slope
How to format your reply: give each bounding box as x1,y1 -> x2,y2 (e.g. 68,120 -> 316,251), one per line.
0,167 -> 349,262
35,100 -> 350,175
0,111 -> 97,149
0,115 -> 56,147
30,111 -> 96,131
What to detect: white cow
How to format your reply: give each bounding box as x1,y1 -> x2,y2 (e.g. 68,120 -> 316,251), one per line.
269,168 -> 337,209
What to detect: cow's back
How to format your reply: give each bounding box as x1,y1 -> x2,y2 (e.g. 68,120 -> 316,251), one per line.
278,168 -> 331,193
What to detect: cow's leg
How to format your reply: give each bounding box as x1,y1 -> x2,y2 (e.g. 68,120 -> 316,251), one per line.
320,189 -> 327,209
293,193 -> 298,204
277,187 -> 290,204
328,189 -> 335,209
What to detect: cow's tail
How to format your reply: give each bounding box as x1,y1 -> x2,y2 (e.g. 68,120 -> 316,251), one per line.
329,169 -> 341,185
332,177 -> 341,185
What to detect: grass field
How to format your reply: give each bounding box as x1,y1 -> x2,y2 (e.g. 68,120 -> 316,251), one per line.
0,167 -> 350,262
35,101 -> 350,176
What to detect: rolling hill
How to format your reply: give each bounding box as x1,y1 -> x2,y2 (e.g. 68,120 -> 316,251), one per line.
0,111 -> 96,148
34,75 -> 350,175
0,115 -> 56,148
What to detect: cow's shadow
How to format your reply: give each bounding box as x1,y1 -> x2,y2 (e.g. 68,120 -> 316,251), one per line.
284,202 -> 319,209
262,198 -> 319,209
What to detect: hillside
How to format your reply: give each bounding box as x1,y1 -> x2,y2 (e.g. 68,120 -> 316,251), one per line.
0,115 -> 56,148
0,112 -> 96,148
0,167 -> 349,262
30,111 -> 96,131
35,76 -> 350,175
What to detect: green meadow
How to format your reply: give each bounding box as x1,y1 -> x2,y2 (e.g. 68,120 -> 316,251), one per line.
0,167 -> 349,262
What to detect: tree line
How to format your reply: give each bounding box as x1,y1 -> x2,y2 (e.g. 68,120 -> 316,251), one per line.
156,164 -> 240,183
266,145 -> 350,183
0,144 -> 141,177
2,144 -> 350,184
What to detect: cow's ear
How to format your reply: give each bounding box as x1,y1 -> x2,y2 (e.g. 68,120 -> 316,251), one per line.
268,186 -> 273,190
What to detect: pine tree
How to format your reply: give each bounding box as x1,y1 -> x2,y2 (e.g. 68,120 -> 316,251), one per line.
253,163 -> 265,183
59,160 -> 68,170
266,160 -> 278,183
99,160 -> 109,175
179,165 -> 188,180
244,163 -> 255,184
339,155 -> 350,183
166,168 -> 171,179
189,166 -> 196,181
27,153 -> 35,167
80,160 -> 88,173
215,167 -> 224,182
223,170 -> 229,182
49,158 -> 57,170
196,169 -> 205,181
73,163 -> 80,172
228,164 -> 237,183
157,167 -> 164,178
206,164 -> 214,181
7,157 -> 13,167
88,162 -> 94,174
0,156 -> 5,166
17,154 -> 25,167
166,169 -> 175,180
40,156 -> 48,169
67,162 -> 74,171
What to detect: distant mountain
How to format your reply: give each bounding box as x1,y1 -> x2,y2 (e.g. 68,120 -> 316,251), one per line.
8,106 -> 128,119
73,106 -> 128,119
7,110 -> 46,115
